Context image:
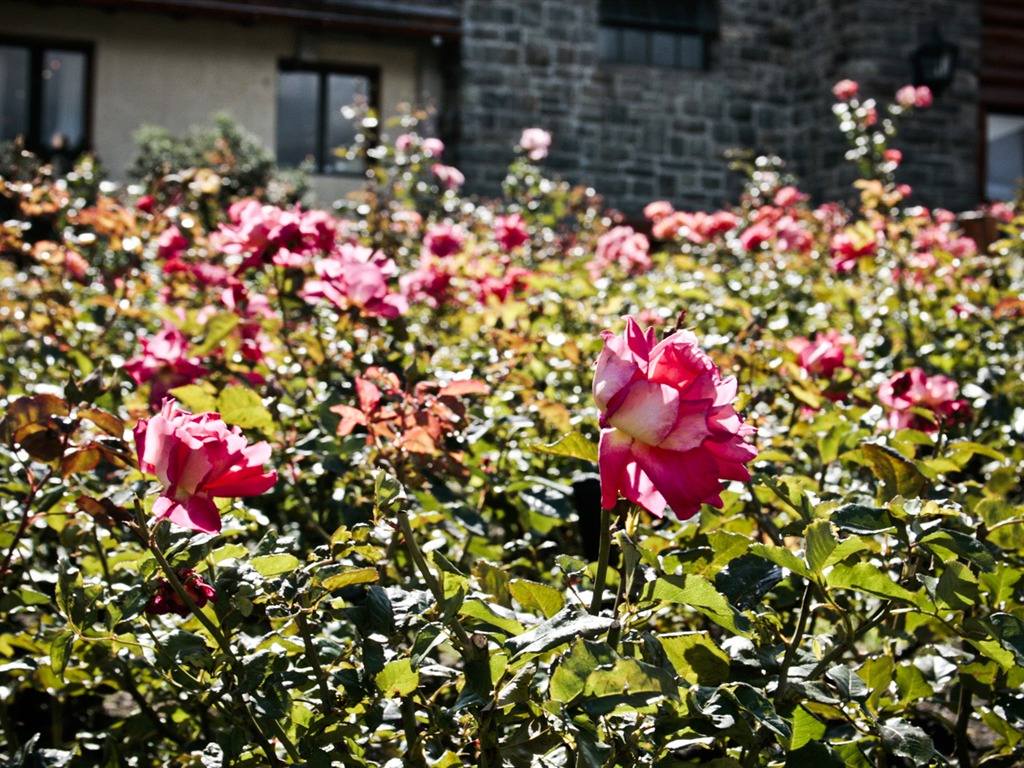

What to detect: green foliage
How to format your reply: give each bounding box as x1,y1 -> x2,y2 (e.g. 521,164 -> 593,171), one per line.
129,112 -> 309,211
0,88 -> 1023,768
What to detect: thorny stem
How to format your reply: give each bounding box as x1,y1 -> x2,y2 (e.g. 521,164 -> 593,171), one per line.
954,679 -> 974,768
296,610 -> 333,711
396,507 -> 498,767
775,581 -> 814,707
0,460 -> 59,595
395,508 -> 473,653
144,522 -> 301,764
589,506 -> 614,616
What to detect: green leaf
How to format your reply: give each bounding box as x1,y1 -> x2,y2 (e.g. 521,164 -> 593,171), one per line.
373,472 -> 407,516
919,529 -> 996,572
320,567 -> 379,591
534,432 -> 598,464
550,638 -> 616,703
894,662 -> 933,704
804,520 -> 837,574
788,705 -> 827,750
459,599 -> 525,636
750,542 -> 812,579
191,312 -> 240,357
859,655 -> 895,712
582,657 -> 676,699
825,562 -> 922,606
376,658 -> 419,697
646,574 -> 752,636
505,608 -> 617,657
509,578 -> 565,619
879,720 -> 934,764
251,554 -> 301,577
476,560 -> 512,607
660,632 -> 730,685
935,561 -> 979,610
830,504 -> 895,534
825,665 -> 868,702
217,386 -> 275,433
860,443 -> 927,501
168,383 -> 218,414
50,630 -> 75,680
943,440 -> 1005,468
986,613 -> 1024,666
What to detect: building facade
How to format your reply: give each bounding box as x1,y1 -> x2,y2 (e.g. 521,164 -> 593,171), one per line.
1,0 -> 1017,215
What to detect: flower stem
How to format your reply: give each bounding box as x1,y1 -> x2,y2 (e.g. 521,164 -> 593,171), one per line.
144,525 -> 301,764
589,506 -> 613,616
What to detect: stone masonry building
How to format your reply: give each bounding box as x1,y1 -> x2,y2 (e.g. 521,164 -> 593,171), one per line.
3,1 -> 1019,216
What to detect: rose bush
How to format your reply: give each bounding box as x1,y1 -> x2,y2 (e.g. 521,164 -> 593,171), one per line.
0,86 -> 1023,768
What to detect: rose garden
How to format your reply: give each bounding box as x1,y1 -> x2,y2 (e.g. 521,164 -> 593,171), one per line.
1,80 -> 1023,767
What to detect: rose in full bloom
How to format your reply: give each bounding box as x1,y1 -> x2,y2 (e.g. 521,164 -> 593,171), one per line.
593,317 -> 757,519
300,244 -> 408,319
518,128 -> 552,161
134,400 -> 278,533
878,368 -> 971,432
586,226 -> 652,279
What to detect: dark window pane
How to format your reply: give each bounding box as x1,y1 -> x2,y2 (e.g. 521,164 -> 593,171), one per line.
598,26 -> 621,62
987,114 -> 1024,200
651,31 -> 676,67
0,45 -> 30,143
324,73 -> 370,174
277,70 -> 319,169
40,49 -> 87,154
677,34 -> 704,69
621,28 -> 648,65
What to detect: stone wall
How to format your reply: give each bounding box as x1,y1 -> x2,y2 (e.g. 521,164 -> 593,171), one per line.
456,0 -> 981,216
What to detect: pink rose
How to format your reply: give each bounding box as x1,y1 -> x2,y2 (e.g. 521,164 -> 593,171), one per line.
146,569 -> 218,617
773,186 -> 808,208
422,137 -> 445,157
518,128 -> 552,161
156,225 -> 189,261
593,317 -> 757,519
134,401 -> 278,533
301,244 -> 408,319
643,201 -> 675,222
895,85 -> 917,107
424,223 -> 466,257
125,327 -> 208,405
787,330 -> 859,379
878,368 -> 970,432
431,164 -> 465,190
587,226 -> 652,279
832,79 -> 859,101
493,213 -> 529,250
883,149 -> 903,165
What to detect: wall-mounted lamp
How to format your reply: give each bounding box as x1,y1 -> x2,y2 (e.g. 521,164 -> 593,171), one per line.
911,25 -> 959,96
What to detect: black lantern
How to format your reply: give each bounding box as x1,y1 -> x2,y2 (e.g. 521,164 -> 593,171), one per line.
911,25 -> 959,96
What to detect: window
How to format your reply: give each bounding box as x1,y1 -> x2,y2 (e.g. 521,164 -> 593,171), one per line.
0,40 -> 90,160
986,113 -> 1024,200
276,65 -> 378,175
598,0 -> 716,70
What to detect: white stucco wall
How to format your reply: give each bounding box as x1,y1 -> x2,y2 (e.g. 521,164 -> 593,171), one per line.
4,2 -> 440,204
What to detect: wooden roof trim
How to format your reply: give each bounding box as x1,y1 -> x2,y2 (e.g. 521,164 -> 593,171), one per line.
52,0 -> 462,40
